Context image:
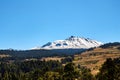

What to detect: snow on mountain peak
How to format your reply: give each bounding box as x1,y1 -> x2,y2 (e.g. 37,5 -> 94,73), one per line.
39,36 -> 103,49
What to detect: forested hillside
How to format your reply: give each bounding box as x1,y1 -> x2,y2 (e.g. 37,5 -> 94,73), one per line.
0,49 -> 85,62
0,42 -> 120,80
0,57 -> 120,80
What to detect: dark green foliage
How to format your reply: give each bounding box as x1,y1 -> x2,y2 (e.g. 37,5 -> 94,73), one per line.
0,60 -> 62,80
0,49 -> 64,61
44,71 -> 60,80
87,47 -> 95,51
64,63 -> 75,73
100,42 -> 120,48
61,56 -> 73,64
117,46 -> 120,50
0,60 -> 94,80
62,63 -> 94,80
0,49 -> 85,62
96,58 -> 120,80
78,66 -> 95,80
63,63 -> 80,80
5,55 -> 120,80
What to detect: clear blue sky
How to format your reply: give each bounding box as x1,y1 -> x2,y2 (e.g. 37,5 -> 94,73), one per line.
0,0 -> 120,49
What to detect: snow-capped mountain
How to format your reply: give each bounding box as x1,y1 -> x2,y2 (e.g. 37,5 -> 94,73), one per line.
33,36 -> 103,49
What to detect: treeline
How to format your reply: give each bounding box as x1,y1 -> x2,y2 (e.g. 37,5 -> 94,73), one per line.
0,49 -> 85,61
0,57 -> 120,80
0,49 -> 69,61
100,42 -> 120,48
86,42 -> 120,52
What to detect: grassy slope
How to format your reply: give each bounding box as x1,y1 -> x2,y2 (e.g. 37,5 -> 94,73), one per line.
41,57 -> 65,62
73,46 -> 120,75
0,54 -> 10,58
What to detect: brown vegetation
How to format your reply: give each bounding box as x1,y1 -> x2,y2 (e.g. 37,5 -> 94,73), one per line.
73,46 -> 120,75
0,54 -> 10,58
41,57 -> 65,62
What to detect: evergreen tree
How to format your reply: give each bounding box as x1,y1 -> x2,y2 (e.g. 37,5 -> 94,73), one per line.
96,58 -> 120,80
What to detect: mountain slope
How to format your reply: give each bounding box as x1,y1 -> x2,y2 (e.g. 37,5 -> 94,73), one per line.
73,42 -> 120,75
36,36 -> 102,49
